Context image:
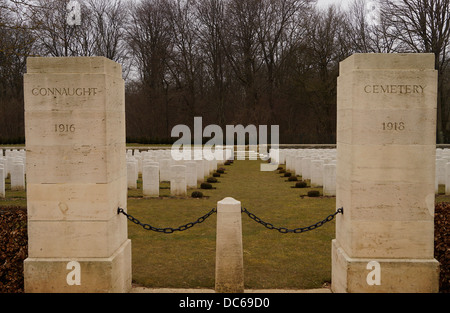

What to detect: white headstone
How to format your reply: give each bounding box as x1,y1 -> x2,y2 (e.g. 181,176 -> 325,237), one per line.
445,162 -> 450,195
295,156 -> 303,177
301,158 -> 311,180
323,164 -> 336,196
170,165 -> 186,196
159,158 -> 171,182
310,159 -> 324,187
436,158 -> 446,185
10,159 -> 25,191
0,165 -> 5,198
196,160 -> 205,183
0,158 -> 5,180
142,165 -> 159,197
185,161 -> 197,188
127,160 -> 137,189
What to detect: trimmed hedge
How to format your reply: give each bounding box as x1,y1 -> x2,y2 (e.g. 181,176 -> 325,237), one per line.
200,182 -> 212,189
307,190 -> 320,197
191,191 -> 203,198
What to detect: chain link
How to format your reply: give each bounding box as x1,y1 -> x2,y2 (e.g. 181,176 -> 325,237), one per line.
117,207 -> 217,233
118,206 -> 343,235
241,207 -> 343,234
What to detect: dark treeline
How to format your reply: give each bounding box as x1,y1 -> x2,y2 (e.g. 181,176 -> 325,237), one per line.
1,0 -> 450,144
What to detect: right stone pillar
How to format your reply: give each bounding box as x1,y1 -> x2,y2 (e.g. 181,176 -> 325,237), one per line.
332,53 -> 440,293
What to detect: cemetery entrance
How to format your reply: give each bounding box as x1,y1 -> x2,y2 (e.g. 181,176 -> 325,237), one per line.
22,54 -> 440,293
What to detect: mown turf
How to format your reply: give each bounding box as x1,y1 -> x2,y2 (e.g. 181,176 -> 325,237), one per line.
126,159 -> 337,290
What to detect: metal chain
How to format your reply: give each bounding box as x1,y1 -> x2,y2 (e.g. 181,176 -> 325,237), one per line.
117,207 -> 217,233
118,206 -> 343,234
241,207 -> 343,234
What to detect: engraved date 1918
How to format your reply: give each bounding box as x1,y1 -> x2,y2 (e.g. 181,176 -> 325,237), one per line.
382,122 -> 405,131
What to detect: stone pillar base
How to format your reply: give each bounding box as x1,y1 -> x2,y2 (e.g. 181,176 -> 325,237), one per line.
331,240 -> 440,293
24,239 -> 131,293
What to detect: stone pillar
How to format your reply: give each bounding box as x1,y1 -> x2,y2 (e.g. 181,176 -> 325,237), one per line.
143,165 -> 159,197
333,53 -> 439,293
23,57 -> 131,293
215,197 -> 244,293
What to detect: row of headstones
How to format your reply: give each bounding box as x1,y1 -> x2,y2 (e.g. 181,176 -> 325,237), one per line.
270,148 -> 337,196
126,148 -> 234,197
272,147 -> 450,196
0,149 -> 26,197
4,146 -> 449,199
435,148 -> 450,194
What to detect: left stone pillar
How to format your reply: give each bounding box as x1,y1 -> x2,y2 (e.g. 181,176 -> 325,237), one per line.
23,57 -> 131,293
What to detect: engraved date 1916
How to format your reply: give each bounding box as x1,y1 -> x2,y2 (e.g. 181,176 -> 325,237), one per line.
55,124 -> 75,133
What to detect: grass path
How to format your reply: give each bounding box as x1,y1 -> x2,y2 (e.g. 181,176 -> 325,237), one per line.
127,160 -> 336,290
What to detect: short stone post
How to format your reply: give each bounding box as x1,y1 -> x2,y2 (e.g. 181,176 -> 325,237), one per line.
215,197 -> 244,293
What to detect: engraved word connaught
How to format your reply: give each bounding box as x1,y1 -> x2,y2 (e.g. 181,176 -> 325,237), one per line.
31,87 -> 98,96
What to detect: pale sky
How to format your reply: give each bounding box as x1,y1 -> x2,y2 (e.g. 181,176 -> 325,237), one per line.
316,0 -> 351,9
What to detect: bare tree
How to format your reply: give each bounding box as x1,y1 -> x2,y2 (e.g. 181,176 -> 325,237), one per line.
86,0 -> 128,63
26,0 -> 89,56
302,5 -> 346,142
195,0 -> 228,125
256,0 -> 315,123
165,0 -> 203,119
126,0 -> 174,139
0,0 -> 35,142
344,0 -> 397,53
383,0 -> 450,142
220,0 -> 263,123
